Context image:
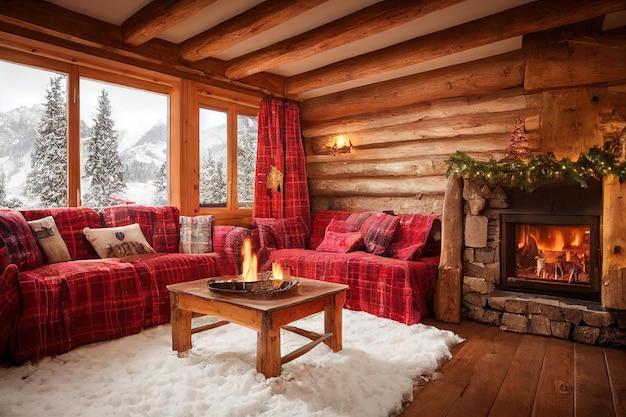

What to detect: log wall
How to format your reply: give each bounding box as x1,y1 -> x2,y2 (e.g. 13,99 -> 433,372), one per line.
300,27 -> 626,217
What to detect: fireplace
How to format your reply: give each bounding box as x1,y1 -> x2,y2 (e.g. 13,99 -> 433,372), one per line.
499,181 -> 602,301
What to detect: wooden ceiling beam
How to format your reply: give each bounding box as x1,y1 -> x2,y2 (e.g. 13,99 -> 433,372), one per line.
179,0 -> 328,62
224,0 -> 463,80
122,0 -> 219,47
286,0 -> 626,97
0,0 -> 285,96
300,50 -> 527,122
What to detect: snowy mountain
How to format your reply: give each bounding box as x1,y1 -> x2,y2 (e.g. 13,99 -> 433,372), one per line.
120,121 -> 168,183
0,105 -> 172,207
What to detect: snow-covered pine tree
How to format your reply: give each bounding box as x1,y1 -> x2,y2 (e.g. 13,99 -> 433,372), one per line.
237,116 -> 257,204
199,152 -> 226,206
153,161 -> 168,205
83,89 -> 127,207
0,170 -> 22,209
26,75 -> 68,207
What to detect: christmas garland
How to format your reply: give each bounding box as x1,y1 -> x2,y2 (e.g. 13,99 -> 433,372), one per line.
446,147 -> 626,192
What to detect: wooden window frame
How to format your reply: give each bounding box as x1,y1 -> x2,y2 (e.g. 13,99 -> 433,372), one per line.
0,38 -> 180,208
181,81 -> 260,226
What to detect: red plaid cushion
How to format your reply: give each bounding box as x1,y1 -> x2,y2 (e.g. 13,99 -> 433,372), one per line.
0,210 -> 44,271
271,248 -> 438,325
0,236 -> 9,271
257,224 -> 278,249
316,231 -> 364,253
309,211 -> 353,250
388,214 -> 440,261
0,264 -> 20,358
21,207 -> 102,260
12,258 -> 144,362
126,253 -> 217,326
326,219 -> 358,233
254,217 -> 309,249
359,213 -> 400,255
102,205 -> 180,253
346,212 -> 374,230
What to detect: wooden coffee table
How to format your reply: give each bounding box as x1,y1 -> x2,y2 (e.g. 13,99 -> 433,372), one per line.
167,277 -> 348,378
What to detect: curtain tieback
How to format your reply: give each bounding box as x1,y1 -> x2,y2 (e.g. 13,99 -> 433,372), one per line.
266,165 -> 283,192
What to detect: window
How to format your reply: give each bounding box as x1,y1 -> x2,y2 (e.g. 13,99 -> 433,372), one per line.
0,60 -> 69,208
198,96 -> 258,211
79,78 -> 169,207
0,56 -> 174,209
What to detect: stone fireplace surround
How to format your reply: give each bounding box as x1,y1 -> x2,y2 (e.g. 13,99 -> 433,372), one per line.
461,178 -> 626,347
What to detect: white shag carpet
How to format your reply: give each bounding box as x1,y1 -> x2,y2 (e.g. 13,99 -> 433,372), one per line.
0,310 -> 463,417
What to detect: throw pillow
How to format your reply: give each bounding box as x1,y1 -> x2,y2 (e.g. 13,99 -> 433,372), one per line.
326,218 -> 357,234
387,214 -> 440,261
256,224 -> 278,249
253,217 -> 309,249
0,263 -> 20,358
316,231 -> 364,253
179,215 -> 214,254
0,210 -> 44,271
83,224 -> 155,258
0,236 -> 9,271
27,216 -> 71,263
359,212 -> 400,255
346,212 -> 373,230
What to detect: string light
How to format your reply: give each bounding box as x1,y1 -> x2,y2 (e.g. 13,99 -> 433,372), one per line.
446,147 -> 626,192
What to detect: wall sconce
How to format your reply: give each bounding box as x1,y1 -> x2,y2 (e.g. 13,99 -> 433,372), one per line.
328,135 -> 351,154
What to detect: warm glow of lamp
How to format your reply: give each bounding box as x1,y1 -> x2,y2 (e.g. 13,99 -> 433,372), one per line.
328,135 -> 351,154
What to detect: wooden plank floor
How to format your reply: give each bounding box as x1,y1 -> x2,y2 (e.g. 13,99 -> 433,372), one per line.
399,319 -> 626,417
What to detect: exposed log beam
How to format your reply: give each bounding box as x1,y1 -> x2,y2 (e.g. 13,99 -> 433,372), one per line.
302,92 -> 539,137
300,50 -> 526,121
310,109 -> 538,150
224,0 -> 462,80
180,0 -> 328,62
308,176 -> 449,197
285,0 -> 626,97
306,134 -> 512,162
122,0 -> 219,46
0,0 -> 285,95
525,38 -> 626,90
306,158 -> 449,179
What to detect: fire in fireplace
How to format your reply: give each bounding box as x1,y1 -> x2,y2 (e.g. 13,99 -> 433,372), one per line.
499,181 -> 602,300
516,223 -> 590,283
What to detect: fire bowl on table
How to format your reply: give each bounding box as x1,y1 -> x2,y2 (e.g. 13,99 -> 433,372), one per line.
207,274 -> 298,296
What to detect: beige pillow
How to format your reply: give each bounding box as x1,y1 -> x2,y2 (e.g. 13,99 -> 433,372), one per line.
28,216 -> 71,263
83,223 -> 154,258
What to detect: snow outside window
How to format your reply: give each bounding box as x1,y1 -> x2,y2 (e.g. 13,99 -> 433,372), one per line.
79,78 -> 169,207
199,108 -> 257,209
0,60 -> 69,209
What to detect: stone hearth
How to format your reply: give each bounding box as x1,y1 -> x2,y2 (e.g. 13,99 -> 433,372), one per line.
461,179 -> 626,347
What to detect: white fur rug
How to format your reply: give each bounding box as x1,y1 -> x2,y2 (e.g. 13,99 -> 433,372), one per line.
0,310 -> 463,417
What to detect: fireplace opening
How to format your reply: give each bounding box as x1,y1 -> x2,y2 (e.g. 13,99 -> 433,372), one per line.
501,214 -> 600,300
499,181 -> 602,301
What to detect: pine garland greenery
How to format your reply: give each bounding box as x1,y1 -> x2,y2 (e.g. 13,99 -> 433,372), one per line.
446,147 -> 626,192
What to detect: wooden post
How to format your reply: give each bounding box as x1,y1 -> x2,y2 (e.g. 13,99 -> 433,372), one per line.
435,173 -> 464,323
601,175 -> 626,309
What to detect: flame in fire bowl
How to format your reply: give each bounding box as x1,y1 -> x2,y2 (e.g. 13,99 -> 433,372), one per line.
207,237 -> 297,296
207,275 -> 298,296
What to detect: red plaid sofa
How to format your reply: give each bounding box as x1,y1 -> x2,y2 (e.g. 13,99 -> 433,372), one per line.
214,210 -> 441,326
0,206 -> 217,363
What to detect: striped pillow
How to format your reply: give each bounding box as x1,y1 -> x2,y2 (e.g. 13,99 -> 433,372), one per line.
0,211 -> 44,271
359,213 -> 399,255
179,215 -> 214,254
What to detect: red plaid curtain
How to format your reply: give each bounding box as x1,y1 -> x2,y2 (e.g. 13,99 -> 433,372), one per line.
253,96 -> 311,229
